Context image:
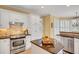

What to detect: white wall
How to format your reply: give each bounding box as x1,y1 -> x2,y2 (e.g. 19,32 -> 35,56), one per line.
28,14 -> 43,40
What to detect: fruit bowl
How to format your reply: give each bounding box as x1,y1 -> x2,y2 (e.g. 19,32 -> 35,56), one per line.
42,36 -> 54,45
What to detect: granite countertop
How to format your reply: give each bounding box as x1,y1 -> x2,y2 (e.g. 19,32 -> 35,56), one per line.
57,32 -> 79,39
0,28 -> 31,40
0,34 -> 31,39
0,36 -> 10,39
31,39 -> 63,54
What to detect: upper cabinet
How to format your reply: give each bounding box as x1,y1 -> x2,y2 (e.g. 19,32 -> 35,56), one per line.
0,9 -> 29,28
0,9 -> 10,28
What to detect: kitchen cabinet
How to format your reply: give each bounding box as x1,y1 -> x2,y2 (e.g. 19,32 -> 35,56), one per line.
8,11 -> 29,28
25,36 -> 31,50
0,11 -> 2,27
0,8 -> 29,28
0,9 -> 9,28
0,39 -> 10,54
74,38 -> 79,54
61,37 -> 74,53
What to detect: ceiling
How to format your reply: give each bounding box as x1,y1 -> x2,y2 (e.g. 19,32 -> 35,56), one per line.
9,5 -> 79,17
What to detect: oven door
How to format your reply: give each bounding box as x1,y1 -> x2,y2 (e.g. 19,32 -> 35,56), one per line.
11,38 -> 25,50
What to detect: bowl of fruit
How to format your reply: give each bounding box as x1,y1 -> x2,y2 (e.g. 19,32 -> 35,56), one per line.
42,36 -> 54,45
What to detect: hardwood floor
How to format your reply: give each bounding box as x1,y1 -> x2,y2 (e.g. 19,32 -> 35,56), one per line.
19,49 -> 70,54
19,49 -> 32,54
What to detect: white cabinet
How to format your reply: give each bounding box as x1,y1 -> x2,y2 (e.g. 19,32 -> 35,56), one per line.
9,11 -> 29,28
0,9 -> 9,28
61,37 -> 74,53
0,39 -> 10,54
0,8 -> 29,28
25,36 -> 31,50
74,38 -> 79,54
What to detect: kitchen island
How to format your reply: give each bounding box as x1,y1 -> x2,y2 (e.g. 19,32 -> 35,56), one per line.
31,39 -> 63,54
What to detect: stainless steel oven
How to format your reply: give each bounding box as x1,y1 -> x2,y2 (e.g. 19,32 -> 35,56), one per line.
10,36 -> 26,54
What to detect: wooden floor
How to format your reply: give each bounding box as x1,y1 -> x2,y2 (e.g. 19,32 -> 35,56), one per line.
19,49 -> 32,54
19,49 -> 69,54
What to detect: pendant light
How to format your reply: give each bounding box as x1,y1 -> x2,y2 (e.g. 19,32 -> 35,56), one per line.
72,11 -> 79,27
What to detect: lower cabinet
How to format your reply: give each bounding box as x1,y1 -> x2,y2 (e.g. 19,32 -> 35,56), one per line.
74,38 -> 79,54
0,39 -> 10,54
25,36 -> 31,50
61,37 -> 74,53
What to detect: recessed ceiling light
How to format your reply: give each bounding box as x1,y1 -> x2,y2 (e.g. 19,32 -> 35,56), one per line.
66,5 -> 70,7
41,6 -> 44,8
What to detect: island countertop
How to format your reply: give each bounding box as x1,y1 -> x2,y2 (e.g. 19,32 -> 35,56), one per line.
31,39 -> 63,54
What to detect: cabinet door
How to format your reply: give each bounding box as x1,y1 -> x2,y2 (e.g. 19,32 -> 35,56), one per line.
62,37 -> 69,51
25,36 -> 31,50
68,38 -> 74,53
0,9 -> 29,28
9,12 -> 29,28
0,39 -> 10,54
74,38 -> 79,54
0,9 -> 10,28
62,37 -> 74,53
0,11 -> 1,26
